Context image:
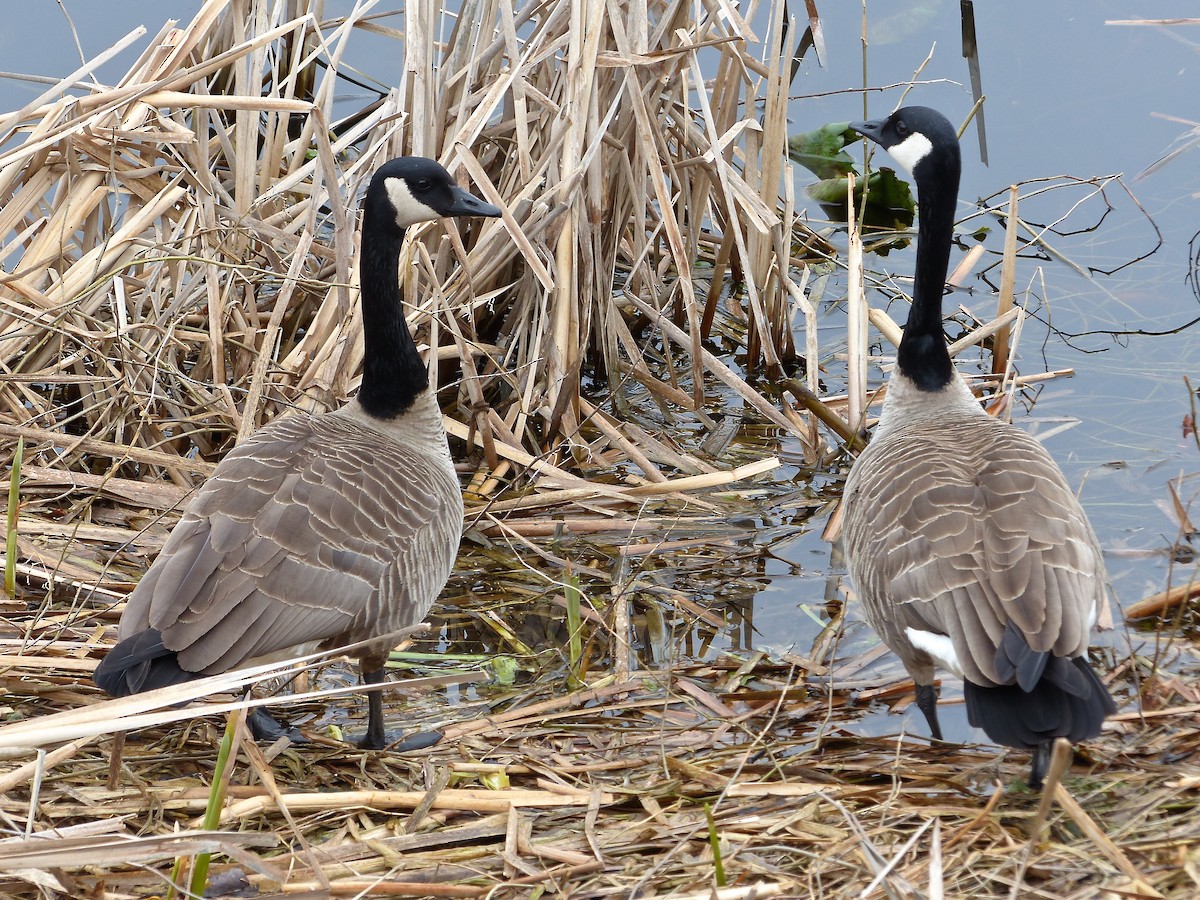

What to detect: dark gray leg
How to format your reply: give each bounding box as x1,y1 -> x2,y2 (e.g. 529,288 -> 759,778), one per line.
915,683 -> 943,741
359,667 -> 387,750
357,666 -> 443,751
1029,742 -> 1051,790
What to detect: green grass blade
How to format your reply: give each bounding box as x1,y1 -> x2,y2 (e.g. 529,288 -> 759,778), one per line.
186,708 -> 243,897
565,573 -> 583,689
4,437 -> 22,599
704,802 -> 726,887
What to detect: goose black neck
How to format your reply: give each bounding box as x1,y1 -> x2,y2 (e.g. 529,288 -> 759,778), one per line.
897,158 -> 959,392
356,215 -> 428,419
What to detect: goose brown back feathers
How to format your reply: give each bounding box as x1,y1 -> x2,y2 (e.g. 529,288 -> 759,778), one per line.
844,402 -> 1109,682
113,402 -> 462,677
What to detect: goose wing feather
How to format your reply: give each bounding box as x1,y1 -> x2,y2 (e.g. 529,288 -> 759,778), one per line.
844,416 -> 1108,687
118,413 -> 462,674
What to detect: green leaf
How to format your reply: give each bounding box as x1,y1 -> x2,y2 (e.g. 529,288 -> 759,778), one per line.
806,168 -> 916,232
705,802 -> 726,887
787,122 -> 859,179
5,437 -> 21,599
862,168 -> 915,218
565,573 -> 584,690
487,655 -> 520,685
807,176 -> 853,205
480,769 -> 510,790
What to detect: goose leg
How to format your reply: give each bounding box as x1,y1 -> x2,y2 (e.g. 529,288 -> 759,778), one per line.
915,683 -> 943,741
357,666 -> 444,752
359,667 -> 388,750
1028,741 -> 1052,790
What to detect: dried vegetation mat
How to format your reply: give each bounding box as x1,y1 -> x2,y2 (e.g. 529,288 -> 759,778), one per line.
0,0 -> 1195,897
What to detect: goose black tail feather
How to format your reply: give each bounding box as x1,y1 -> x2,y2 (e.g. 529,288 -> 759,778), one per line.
93,628 -> 200,697
963,656 -> 1116,750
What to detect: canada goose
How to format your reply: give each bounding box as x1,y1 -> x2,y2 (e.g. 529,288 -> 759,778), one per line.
93,157 -> 502,749
840,107 -> 1116,788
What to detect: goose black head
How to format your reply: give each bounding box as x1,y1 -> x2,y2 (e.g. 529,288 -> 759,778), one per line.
850,106 -> 961,185
367,157 -> 503,231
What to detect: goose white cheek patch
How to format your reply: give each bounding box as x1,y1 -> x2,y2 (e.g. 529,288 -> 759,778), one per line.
886,132 -> 933,176
905,627 -> 964,678
385,178 -> 440,228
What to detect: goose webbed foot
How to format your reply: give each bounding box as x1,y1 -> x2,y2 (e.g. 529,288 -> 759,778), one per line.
356,667 -> 443,751
392,729 -> 444,752
357,727 -> 443,752
247,707 -> 306,743
915,682 -> 943,741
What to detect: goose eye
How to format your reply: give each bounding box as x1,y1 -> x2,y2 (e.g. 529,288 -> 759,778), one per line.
894,120 -> 910,138
411,178 -> 432,192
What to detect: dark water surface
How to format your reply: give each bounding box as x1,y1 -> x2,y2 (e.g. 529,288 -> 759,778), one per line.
5,2 -> 1197,741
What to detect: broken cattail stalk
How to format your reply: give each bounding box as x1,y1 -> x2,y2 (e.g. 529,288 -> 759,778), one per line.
1124,578 -> 1200,619
992,184 -> 1021,375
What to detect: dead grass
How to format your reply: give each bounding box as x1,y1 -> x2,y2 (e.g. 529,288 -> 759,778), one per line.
0,638 -> 1195,898
0,1 -> 1194,898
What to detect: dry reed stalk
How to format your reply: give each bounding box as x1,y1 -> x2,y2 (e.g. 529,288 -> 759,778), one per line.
0,0 -> 850,697
0,625 -> 471,748
846,171 -> 868,431
207,785 -> 614,827
1049,785 -> 1164,895
272,881 -> 487,897
623,292 -> 810,441
992,184 -> 1021,375
948,306 -> 1023,356
947,242 -> 987,287
0,829 -> 278,870
472,517 -> 675,537
1124,577 -> 1200,619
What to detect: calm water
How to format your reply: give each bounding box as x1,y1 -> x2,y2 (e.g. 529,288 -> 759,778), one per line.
4,2 -> 1197,741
